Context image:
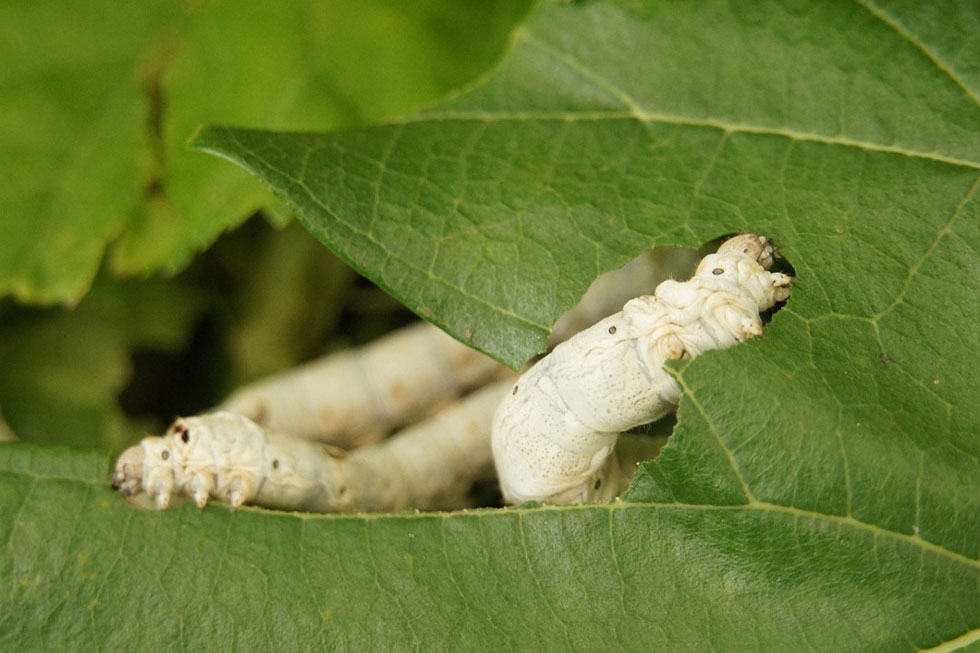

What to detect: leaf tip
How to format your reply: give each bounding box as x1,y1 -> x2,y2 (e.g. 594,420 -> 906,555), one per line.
185,123 -> 219,152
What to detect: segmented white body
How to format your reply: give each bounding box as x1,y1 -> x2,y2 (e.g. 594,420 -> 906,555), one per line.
549,247 -> 699,345
113,379 -> 512,513
113,234 -> 789,513
491,235 -> 791,505
220,321 -> 507,448
219,254 -> 683,451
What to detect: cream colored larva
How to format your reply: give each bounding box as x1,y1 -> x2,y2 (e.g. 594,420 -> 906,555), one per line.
219,321 -> 508,448
217,263 -> 667,450
112,234 -> 789,513
112,379 -> 513,513
491,234 -> 792,505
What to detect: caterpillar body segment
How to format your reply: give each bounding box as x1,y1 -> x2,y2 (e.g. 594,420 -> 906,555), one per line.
218,247 -> 686,450
549,247 -> 699,345
219,321 -> 508,448
112,233 -> 789,513
113,379 -> 513,513
491,234 -> 792,506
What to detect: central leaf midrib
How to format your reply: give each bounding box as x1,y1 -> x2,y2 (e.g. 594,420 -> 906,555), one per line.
398,21 -> 980,172
386,111 -> 980,172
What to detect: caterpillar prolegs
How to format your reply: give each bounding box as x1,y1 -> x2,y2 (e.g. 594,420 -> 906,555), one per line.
113,379 -> 513,512
112,234 -> 790,512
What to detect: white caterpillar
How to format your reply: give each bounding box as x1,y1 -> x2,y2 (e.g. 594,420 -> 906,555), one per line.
218,250 -> 685,451
219,321 -> 509,448
491,234 -> 792,505
112,234 -> 789,513
112,379 -> 512,513
109,251 -> 675,513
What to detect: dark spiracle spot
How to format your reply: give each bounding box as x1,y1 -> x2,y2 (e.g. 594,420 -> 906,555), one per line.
712,267 -> 724,275
161,450 -> 169,460
608,326 -> 617,334
272,459 -> 279,470
512,385 -> 519,395
594,478 -> 602,490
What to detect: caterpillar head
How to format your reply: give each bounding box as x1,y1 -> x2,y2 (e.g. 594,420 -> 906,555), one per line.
111,445 -> 146,496
112,436 -> 177,509
716,233 -> 777,269
696,234 -> 792,309
696,253 -> 789,309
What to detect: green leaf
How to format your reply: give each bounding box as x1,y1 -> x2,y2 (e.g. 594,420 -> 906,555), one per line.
192,0 -> 980,367
0,0 -> 529,303
6,0 -> 980,648
113,0 -> 531,277
0,1 -> 185,304
191,0 -> 980,644
2,443 -> 978,650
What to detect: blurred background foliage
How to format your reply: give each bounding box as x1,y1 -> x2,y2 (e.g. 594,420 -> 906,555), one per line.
0,0 -> 531,452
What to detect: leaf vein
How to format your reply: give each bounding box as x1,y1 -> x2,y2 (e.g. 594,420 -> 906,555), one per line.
606,509 -> 627,619
669,370 -> 756,502
875,174 -> 980,321
210,129 -> 552,336
515,31 -> 638,113
855,0 -> 980,111
386,113 -> 980,171
516,512 -> 572,647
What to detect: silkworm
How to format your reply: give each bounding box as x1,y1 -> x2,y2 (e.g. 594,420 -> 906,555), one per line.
219,321 -> 509,448
491,234 -> 792,505
112,379 -> 513,513
549,247 -> 700,345
112,234 -> 789,513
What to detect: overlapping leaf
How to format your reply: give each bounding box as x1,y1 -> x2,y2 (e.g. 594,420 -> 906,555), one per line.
0,1 -> 184,303
3,0 -> 980,648
193,0 -> 980,366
